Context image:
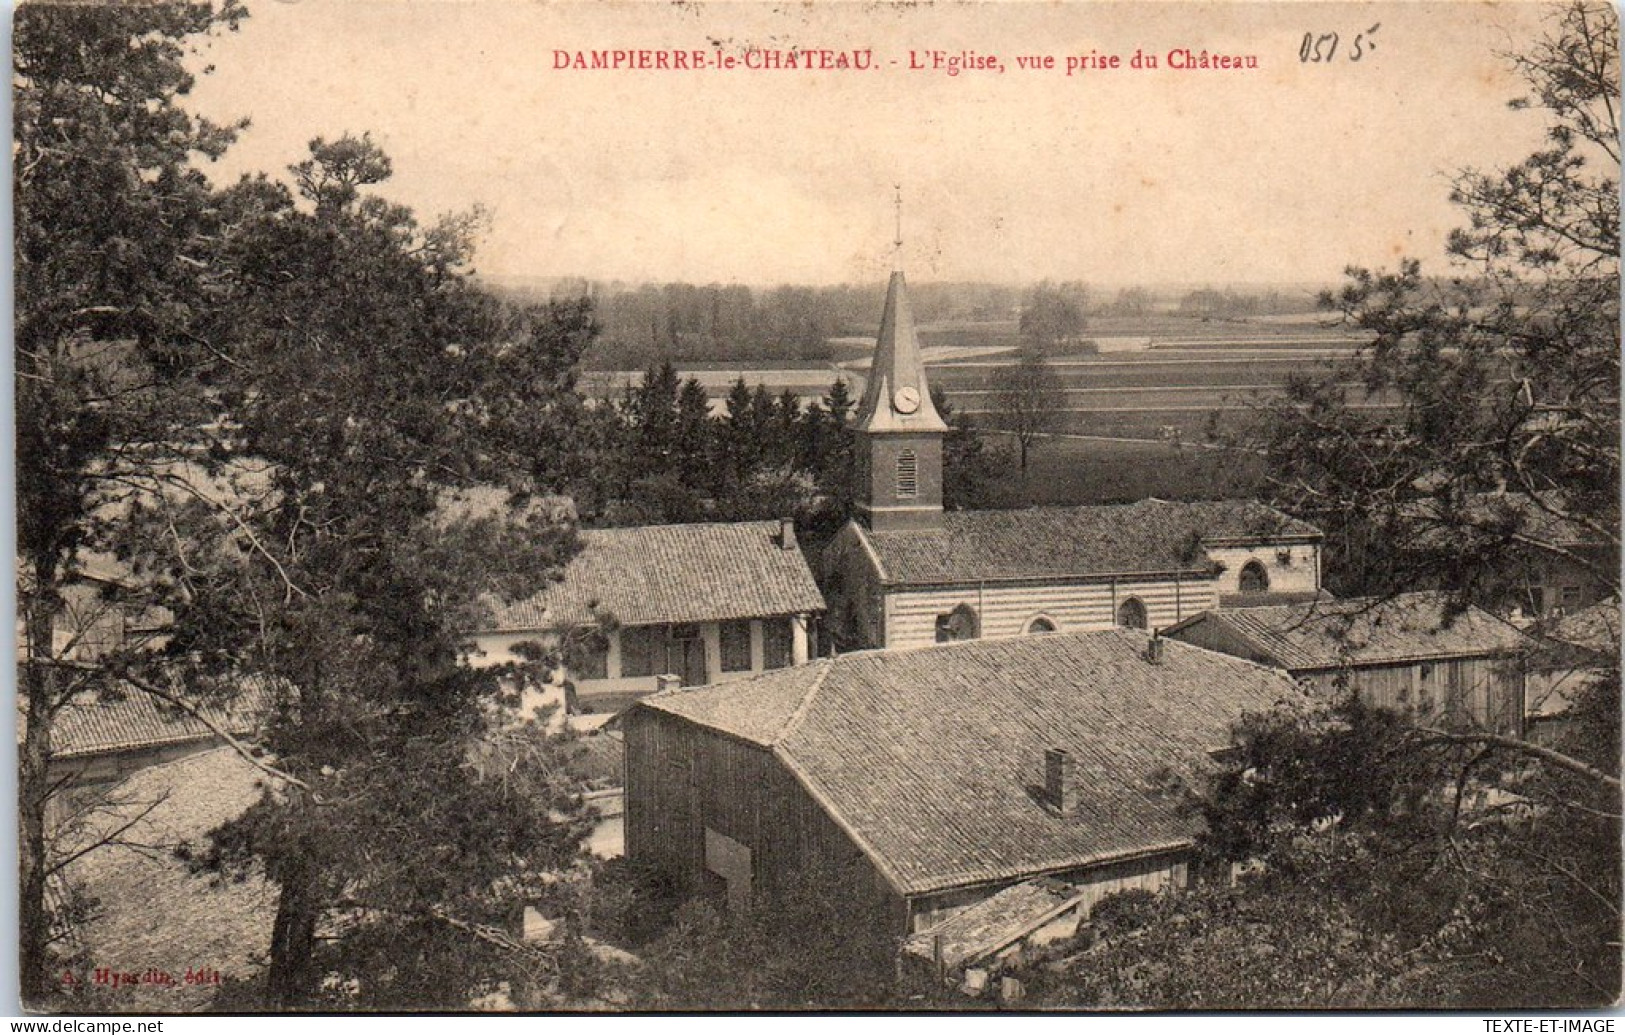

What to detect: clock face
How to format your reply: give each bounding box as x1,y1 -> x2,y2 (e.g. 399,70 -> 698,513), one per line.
893,386 -> 921,414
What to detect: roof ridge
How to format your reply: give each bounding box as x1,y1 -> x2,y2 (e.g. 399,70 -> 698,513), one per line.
580,517 -> 781,536
770,658 -> 834,744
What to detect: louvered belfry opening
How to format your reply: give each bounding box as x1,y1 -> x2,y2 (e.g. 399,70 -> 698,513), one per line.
896,449 -> 919,498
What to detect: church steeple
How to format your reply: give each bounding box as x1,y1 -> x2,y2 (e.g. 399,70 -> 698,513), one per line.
854,271 -> 949,435
853,270 -> 946,531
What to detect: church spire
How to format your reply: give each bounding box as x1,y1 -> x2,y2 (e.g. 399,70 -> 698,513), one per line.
853,270 -> 948,435
851,263 -> 947,532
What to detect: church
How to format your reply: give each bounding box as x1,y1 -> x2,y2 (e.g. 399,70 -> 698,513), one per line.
822,269 -> 1326,652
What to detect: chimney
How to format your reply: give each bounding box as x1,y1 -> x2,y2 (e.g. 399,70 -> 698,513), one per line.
655,673 -> 681,694
1146,630 -> 1165,665
778,517 -> 797,550
1044,747 -> 1072,812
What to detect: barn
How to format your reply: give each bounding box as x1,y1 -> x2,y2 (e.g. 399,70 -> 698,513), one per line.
622,628 -> 1304,939
1163,591 -> 1533,735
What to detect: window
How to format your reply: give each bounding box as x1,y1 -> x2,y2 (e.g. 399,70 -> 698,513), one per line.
935,603 -> 980,643
762,618 -> 793,670
1025,615 -> 1058,634
620,626 -> 660,678
72,611 -> 126,662
571,628 -> 609,680
720,620 -> 753,673
1560,585 -> 1584,612
896,450 -> 918,498
1117,597 -> 1148,630
1239,560 -> 1270,594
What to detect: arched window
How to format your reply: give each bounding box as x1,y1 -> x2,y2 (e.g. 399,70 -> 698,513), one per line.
896,450 -> 918,498
934,603 -> 980,643
1024,615 -> 1058,635
1116,598 -> 1147,630
1239,560 -> 1270,594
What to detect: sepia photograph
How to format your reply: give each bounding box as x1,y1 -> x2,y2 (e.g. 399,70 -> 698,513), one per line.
12,0 -> 1622,1015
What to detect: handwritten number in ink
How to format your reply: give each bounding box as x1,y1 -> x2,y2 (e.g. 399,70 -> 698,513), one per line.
1300,23 -> 1378,64
1351,23 -> 1380,61
1299,32 -> 1339,63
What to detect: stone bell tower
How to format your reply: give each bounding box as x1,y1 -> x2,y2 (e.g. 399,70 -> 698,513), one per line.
852,270 -> 948,532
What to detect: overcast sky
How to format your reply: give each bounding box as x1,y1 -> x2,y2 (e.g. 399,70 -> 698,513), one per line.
183,1 -> 1558,287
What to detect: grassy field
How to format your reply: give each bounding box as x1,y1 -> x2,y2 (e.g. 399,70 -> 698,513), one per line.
579,312 -> 1391,440
974,434 -> 1267,507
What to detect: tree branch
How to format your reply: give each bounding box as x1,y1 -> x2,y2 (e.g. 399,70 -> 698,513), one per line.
1414,726 -> 1620,791
114,669 -> 317,798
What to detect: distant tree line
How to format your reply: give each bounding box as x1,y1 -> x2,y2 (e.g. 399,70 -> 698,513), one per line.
1176,287 -> 1302,320
491,275 -> 1328,372
491,280 -> 1033,370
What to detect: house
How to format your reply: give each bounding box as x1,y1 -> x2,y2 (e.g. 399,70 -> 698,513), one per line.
50,684 -> 262,788
1490,493 -> 1617,620
45,679 -> 269,826
622,628 -> 1305,938
1418,490 -> 1616,621
16,552 -> 171,665
1523,599 -> 1620,743
1163,591 -> 1533,735
469,519 -> 826,713
821,269 -> 1324,652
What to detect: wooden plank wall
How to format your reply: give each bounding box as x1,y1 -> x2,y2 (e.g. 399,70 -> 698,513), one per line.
624,709 -> 906,924
1302,657 -> 1525,736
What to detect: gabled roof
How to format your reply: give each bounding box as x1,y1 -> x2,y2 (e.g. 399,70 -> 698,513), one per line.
854,500 -> 1320,586
1463,490 -> 1601,548
1166,591 -> 1533,671
852,271 -> 948,435
61,747 -> 273,1012
1543,600 -> 1621,654
53,680 -> 268,760
1526,600 -> 1621,676
636,629 -> 1302,896
482,520 -> 825,632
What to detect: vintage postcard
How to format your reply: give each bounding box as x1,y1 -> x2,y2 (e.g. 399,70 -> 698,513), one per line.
14,0 -> 1620,1016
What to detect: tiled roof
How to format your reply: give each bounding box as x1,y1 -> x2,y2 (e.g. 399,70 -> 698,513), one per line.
639,630 -> 1301,896
53,680 -> 267,760
1407,490 -> 1605,552
901,877 -> 1079,970
858,500 -> 1320,586
1464,490 -> 1600,548
1545,600 -> 1620,654
1525,600 -> 1621,677
60,747 -> 275,1011
1218,589 -> 1334,610
1174,591 -> 1534,671
482,520 -> 825,632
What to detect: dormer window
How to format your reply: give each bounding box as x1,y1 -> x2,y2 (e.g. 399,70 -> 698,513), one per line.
896,450 -> 918,498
